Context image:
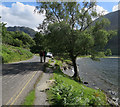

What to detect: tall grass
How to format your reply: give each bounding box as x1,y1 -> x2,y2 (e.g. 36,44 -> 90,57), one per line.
1,44 -> 33,63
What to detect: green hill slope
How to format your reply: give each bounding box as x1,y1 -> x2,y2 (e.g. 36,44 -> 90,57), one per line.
104,10 -> 119,55
95,10 -> 119,55
1,44 -> 33,63
7,26 -> 37,38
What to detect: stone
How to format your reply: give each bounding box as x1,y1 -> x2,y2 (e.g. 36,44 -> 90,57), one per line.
95,86 -> 99,89
46,80 -> 55,85
92,83 -> 96,86
84,82 -> 88,84
112,97 -> 119,102
109,90 -> 117,95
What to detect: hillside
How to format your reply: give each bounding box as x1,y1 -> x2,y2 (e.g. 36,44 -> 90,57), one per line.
7,26 -> 37,38
1,44 -> 33,63
103,10 -> 118,30
95,10 -> 119,55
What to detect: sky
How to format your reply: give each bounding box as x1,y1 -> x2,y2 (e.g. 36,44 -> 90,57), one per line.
0,1 -> 119,31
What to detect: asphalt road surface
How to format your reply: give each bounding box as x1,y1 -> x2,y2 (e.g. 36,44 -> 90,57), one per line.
2,56 -> 45,105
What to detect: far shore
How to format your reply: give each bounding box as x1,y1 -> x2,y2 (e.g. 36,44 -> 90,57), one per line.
78,55 -> 120,59
105,56 -> 120,58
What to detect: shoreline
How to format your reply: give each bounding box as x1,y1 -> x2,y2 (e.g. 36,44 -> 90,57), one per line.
62,67 -> 119,106
104,56 -> 120,58
82,80 -> 119,106
76,57 -> 119,106
61,57 -> 119,106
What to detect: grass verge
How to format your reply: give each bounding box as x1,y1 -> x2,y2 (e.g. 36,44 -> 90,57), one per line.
46,59 -> 109,106
22,68 -> 44,105
1,44 -> 33,63
23,89 -> 35,105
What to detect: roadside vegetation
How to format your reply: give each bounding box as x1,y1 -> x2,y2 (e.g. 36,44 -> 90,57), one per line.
22,89 -> 35,105
2,23 -> 35,49
1,44 -> 33,63
46,59 -> 108,106
1,21 -> 34,63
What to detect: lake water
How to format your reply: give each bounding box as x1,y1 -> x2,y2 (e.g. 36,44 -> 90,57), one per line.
77,58 -> 119,98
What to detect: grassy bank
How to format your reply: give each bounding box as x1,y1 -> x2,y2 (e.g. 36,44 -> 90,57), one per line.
46,59 -> 108,106
23,89 -> 35,105
1,44 -> 33,63
22,71 -> 43,105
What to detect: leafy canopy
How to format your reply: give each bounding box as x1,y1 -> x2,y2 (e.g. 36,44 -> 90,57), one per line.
36,2 -> 98,32
36,2 -> 111,58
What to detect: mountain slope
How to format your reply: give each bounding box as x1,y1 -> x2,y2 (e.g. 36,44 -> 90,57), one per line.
103,10 -> 118,30
7,26 -> 37,38
95,10 -> 119,55
104,10 -> 119,55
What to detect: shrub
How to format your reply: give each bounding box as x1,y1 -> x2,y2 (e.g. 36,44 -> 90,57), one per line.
105,49 -> 112,56
51,76 -> 105,106
51,78 -> 83,105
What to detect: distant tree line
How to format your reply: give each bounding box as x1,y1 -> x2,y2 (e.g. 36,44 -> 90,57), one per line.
2,23 -> 35,49
7,26 -> 37,38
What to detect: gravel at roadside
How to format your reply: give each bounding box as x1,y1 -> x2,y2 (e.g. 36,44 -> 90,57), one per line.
34,72 -> 52,105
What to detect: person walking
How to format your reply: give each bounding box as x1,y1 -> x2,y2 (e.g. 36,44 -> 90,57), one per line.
43,51 -> 47,62
39,50 -> 43,63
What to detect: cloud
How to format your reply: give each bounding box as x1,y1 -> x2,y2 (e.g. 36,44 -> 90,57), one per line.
0,2 -> 45,31
0,2 -> 109,30
94,5 -> 109,15
90,5 -> 109,21
112,3 -> 120,12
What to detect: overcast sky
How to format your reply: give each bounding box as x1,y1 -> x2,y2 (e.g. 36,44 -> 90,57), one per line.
0,1 -> 119,31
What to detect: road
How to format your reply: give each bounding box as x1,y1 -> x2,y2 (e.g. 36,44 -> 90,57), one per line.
2,55 -> 45,105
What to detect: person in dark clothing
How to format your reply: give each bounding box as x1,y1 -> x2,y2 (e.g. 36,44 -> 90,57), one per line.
43,51 -> 47,62
39,51 -> 43,63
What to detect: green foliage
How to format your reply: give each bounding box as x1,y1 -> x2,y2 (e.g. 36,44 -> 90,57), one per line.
105,49 -> 112,56
51,79 -> 83,105
97,52 -> 105,57
30,32 -> 45,53
107,30 -> 117,40
93,29 -> 108,50
2,23 -> 35,49
23,89 -> 35,105
2,44 -> 33,63
93,18 -> 110,31
36,2 -> 98,32
47,61 -> 108,106
52,78 -> 106,106
7,26 -> 37,38
36,2 -> 115,79
105,30 -> 118,55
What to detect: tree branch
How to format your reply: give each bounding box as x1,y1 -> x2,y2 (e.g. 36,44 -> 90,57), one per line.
52,9 -> 61,23
80,3 -> 95,31
82,21 -> 93,31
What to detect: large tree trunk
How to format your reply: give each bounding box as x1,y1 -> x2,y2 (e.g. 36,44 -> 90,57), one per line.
71,56 -> 81,82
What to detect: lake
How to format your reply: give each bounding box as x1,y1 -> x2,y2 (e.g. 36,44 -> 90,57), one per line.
77,58 -> 119,98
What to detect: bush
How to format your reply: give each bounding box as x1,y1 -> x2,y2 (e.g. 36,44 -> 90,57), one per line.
51,77 -> 83,105
105,49 -> 112,56
50,76 -> 106,106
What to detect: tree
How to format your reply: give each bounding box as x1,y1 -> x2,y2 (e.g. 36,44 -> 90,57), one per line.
31,32 -> 44,53
105,49 -> 112,56
36,2 -> 111,82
